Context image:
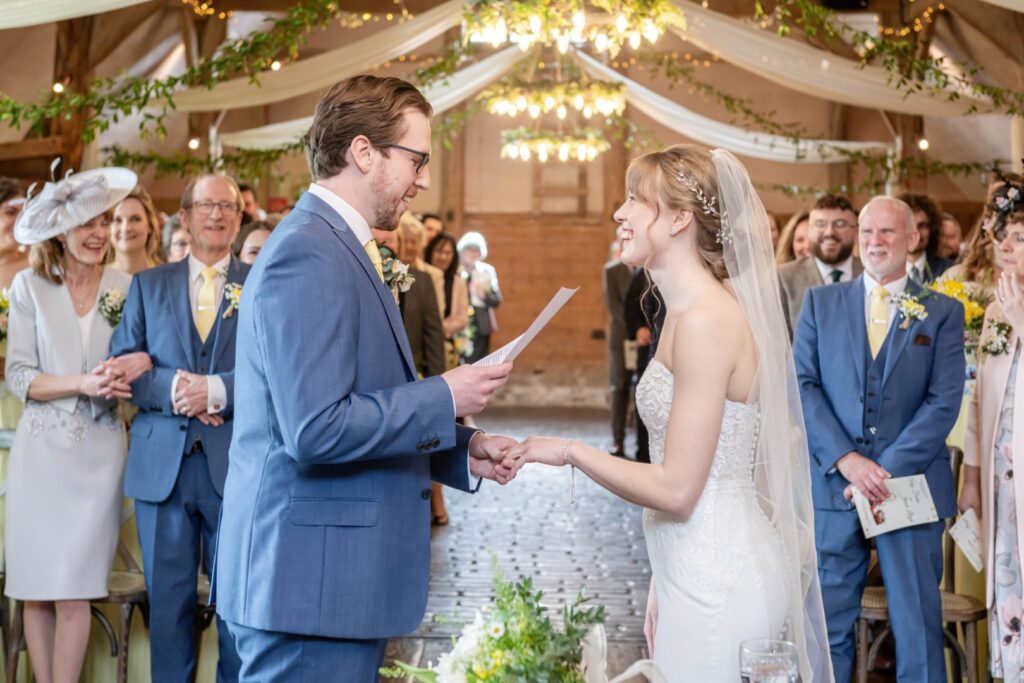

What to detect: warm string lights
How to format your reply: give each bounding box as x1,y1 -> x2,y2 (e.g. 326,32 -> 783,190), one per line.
480,81 -> 625,120
464,0 -> 680,58
181,0 -> 231,20
337,8 -> 412,29
874,3 -> 945,37
499,127 -> 610,163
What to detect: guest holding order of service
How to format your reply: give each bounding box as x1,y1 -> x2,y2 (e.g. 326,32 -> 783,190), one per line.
3,167 -> 152,683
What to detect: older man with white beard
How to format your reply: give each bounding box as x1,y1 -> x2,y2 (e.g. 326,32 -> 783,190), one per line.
779,194 -> 863,338
795,196 -> 965,682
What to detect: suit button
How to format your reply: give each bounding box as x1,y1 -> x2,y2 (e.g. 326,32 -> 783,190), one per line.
855,437 -> 863,444
432,439 -> 440,448
866,408 -> 874,413
201,351 -> 208,357
179,424 -> 187,432
421,489 -> 431,500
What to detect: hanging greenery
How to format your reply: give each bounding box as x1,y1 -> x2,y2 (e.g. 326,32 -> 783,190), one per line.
103,143 -> 303,183
755,0 -> 1024,116
0,0 -> 346,142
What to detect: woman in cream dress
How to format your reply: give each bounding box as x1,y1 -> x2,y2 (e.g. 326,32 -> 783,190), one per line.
4,167 -> 149,683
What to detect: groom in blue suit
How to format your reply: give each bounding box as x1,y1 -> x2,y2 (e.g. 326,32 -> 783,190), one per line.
109,175 -> 248,682
215,75 -> 520,680
795,196 -> 964,682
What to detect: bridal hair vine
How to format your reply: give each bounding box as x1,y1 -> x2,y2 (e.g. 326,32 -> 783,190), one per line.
676,170 -> 730,245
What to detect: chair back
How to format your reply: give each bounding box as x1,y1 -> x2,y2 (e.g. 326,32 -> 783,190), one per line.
945,446 -> 964,591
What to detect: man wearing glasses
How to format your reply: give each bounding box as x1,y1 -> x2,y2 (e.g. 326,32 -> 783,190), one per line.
779,194 -> 863,337
109,175 -> 248,682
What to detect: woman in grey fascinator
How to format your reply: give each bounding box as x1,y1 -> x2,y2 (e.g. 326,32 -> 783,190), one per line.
4,166 -> 153,683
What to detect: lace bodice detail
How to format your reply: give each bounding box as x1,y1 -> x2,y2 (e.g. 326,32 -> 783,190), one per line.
636,359 -> 758,481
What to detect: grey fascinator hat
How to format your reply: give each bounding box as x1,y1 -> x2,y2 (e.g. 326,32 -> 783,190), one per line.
14,166 -> 138,245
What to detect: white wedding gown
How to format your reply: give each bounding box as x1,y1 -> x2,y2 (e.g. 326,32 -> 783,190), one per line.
638,359 -> 789,681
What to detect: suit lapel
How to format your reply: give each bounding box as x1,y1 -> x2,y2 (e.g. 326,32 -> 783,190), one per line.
882,280 -> 925,386
300,193 -> 416,376
842,279 -> 867,391
171,259 -> 198,369
209,257 -> 244,373
803,257 -> 824,288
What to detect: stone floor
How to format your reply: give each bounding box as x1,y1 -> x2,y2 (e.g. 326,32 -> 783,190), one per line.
383,406 -> 650,681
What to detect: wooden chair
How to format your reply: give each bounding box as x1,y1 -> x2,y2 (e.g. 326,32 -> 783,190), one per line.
855,447 -> 988,683
5,536 -> 149,683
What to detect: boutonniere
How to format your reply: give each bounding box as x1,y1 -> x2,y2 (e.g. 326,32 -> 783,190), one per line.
891,290 -> 929,329
378,245 -> 415,293
98,287 -> 126,327
222,283 -> 242,319
982,320 -> 1013,356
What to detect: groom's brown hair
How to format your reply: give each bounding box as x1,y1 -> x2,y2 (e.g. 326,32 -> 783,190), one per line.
304,75 -> 433,181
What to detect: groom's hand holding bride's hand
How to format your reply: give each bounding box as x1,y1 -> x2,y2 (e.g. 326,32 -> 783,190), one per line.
442,362 -> 513,417
505,436 -> 567,466
469,433 -> 523,485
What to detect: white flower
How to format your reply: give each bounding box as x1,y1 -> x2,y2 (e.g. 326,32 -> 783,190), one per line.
489,621 -> 506,639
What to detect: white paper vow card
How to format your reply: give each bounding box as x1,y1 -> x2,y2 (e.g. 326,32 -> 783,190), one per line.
852,474 -> 939,539
474,287 -> 579,367
949,508 -> 984,572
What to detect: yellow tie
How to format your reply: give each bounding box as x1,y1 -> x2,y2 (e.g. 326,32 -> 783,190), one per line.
868,285 -> 890,359
196,266 -> 218,343
364,240 -> 385,283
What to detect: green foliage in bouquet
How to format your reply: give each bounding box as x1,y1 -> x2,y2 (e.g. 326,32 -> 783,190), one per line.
382,561 -> 605,682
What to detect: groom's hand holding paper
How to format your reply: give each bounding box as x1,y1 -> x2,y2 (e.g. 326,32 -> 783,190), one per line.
442,362 -> 513,417
850,474 -> 939,539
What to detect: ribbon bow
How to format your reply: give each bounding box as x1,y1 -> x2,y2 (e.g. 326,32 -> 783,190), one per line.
23,172 -> 112,236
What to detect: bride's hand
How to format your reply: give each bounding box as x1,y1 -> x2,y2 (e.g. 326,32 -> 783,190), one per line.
644,580 -> 658,656
506,436 -> 570,467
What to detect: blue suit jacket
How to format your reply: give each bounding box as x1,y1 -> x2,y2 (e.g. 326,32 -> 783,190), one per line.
214,192 -> 478,639
110,257 -> 249,502
794,277 -> 965,517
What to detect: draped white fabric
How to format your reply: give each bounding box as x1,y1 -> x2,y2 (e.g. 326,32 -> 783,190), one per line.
221,46 -> 530,150
668,0 -> 990,117
0,0 -> 150,29
170,0 -> 464,113
976,0 -> 1024,11
573,50 -> 890,163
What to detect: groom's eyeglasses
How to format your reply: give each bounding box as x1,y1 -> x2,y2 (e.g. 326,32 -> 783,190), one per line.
384,144 -> 430,174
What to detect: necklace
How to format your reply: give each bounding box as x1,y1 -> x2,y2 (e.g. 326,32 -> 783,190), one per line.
67,276 -> 100,313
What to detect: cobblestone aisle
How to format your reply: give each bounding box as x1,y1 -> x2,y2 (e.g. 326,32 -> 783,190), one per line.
384,406 -> 650,680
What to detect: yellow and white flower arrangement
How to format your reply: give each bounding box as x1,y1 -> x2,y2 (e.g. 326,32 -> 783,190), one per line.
891,290 -> 928,329
222,282 -> 243,319
98,287 -> 126,327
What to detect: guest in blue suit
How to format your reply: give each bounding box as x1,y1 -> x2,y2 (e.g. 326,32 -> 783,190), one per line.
215,75 -> 520,681
109,175 -> 248,682
795,195 -> 965,683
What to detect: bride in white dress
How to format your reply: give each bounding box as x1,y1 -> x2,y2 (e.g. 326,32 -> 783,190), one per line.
510,145 -> 832,682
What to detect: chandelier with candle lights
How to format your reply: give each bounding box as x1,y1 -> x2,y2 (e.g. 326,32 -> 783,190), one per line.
464,0 -> 681,58
479,80 -> 626,120
499,126 -> 610,163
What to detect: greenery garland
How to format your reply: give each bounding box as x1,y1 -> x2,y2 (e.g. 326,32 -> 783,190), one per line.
0,0 -> 345,142
102,142 -> 302,183
755,0 -> 1024,116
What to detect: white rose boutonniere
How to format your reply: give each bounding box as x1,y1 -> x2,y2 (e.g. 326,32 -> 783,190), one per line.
222,283 -> 243,319
890,290 -> 929,329
98,287 -> 126,327
378,245 -> 415,293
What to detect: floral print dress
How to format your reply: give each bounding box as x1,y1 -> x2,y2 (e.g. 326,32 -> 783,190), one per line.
992,345 -> 1024,679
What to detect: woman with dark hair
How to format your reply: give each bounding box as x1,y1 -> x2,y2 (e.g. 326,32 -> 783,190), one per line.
233,220 -> 274,265
425,232 -> 469,360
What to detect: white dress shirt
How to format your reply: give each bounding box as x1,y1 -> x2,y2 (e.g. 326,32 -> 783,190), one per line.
907,253 -> 928,281
815,256 -> 854,284
308,183 -> 373,246
862,270 -> 909,334
171,253 -> 230,415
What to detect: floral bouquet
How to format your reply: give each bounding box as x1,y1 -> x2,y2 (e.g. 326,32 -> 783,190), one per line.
378,245 -> 415,293
931,278 -> 987,349
98,287 -> 126,328
382,563 -> 605,682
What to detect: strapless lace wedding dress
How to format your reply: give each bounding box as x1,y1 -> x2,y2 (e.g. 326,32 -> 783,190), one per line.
638,360 -> 788,681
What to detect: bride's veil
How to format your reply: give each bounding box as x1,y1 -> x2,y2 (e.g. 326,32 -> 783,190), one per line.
712,149 -> 834,683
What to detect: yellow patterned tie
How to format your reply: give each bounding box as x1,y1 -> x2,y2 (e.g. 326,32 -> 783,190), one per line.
196,266 -> 218,343
364,240 -> 385,283
868,285 -> 890,359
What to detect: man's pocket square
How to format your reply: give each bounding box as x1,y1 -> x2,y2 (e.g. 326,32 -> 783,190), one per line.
913,335 -> 932,346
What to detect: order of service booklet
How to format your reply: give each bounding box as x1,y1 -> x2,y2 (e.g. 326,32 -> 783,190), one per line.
851,474 -> 939,539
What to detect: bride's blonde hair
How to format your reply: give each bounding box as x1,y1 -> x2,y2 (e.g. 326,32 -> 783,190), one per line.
625,144 -> 727,280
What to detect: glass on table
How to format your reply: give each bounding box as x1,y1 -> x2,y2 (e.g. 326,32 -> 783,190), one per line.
739,639 -> 798,683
